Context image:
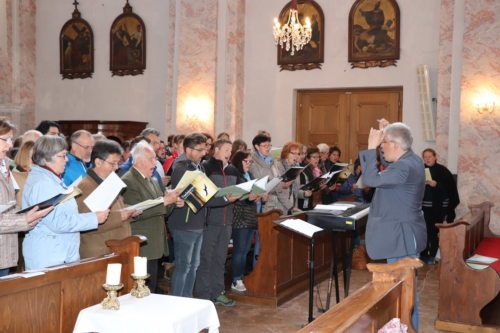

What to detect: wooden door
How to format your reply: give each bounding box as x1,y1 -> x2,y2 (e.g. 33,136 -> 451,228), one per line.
296,88 -> 401,163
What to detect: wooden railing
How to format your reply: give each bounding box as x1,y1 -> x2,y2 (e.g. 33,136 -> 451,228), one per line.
297,257 -> 422,333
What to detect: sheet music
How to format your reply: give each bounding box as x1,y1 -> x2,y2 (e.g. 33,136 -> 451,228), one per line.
314,203 -> 356,211
84,172 -> 127,212
466,254 -> 498,264
279,218 -> 323,238
120,197 -> 164,211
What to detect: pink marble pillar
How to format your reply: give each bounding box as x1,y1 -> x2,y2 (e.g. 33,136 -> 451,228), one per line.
0,0 -> 36,132
458,0 -> 500,231
174,0 -> 218,135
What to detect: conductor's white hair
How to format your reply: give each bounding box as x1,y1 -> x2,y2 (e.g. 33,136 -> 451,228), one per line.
131,140 -> 154,164
384,122 -> 413,151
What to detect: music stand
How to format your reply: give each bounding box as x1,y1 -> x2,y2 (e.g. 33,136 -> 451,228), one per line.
274,218 -> 324,323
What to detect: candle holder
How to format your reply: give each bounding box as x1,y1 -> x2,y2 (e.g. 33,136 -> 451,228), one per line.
101,283 -> 124,310
131,273 -> 151,298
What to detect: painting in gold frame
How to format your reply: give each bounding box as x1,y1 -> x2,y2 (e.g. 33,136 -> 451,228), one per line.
60,6 -> 93,79
348,0 -> 400,69
110,1 -> 146,76
277,0 -> 324,71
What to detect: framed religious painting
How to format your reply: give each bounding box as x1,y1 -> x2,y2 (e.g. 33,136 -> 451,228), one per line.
276,0 -> 324,71
60,2 -> 94,79
110,1 -> 146,76
348,0 -> 400,69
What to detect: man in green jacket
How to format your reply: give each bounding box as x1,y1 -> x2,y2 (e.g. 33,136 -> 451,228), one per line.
122,140 -> 183,292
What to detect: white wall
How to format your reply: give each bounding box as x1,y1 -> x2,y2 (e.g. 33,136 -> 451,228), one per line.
36,0 -> 170,135
243,0 -> 441,154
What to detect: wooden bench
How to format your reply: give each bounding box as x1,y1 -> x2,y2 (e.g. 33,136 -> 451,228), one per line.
0,236 -> 143,333
435,201 -> 500,333
297,257 -> 422,333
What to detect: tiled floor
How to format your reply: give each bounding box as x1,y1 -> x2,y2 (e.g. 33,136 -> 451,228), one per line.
214,263 -> 442,333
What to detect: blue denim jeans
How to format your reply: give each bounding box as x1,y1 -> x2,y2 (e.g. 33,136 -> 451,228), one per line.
231,228 -> 255,282
387,255 -> 419,331
170,229 -> 203,297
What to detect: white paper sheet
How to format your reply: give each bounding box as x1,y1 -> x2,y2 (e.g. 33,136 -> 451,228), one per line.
466,254 -> 498,264
280,218 -> 323,238
83,172 -> 127,212
314,203 -> 356,211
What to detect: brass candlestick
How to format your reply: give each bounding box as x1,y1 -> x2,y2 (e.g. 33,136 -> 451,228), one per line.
131,273 -> 150,298
101,283 -> 124,310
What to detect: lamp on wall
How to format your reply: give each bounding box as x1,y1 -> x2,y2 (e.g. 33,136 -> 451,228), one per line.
273,0 -> 312,56
476,101 -> 495,114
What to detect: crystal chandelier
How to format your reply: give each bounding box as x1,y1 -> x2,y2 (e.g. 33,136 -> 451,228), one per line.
273,0 -> 312,56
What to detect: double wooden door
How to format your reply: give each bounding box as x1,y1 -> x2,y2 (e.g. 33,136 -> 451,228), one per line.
296,88 -> 402,163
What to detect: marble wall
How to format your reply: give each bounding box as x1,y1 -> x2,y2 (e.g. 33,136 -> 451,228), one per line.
457,0 -> 500,231
437,0 -> 500,231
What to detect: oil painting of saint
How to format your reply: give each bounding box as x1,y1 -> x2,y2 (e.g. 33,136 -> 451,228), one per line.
60,12 -> 94,79
348,0 -> 400,68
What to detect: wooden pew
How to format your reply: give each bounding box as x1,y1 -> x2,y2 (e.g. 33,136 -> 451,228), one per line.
435,201 -> 500,332
0,236 -> 143,333
229,209 -> 336,306
298,258 -> 422,333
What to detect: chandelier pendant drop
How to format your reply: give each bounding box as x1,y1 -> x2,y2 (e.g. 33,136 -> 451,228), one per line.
273,0 -> 312,56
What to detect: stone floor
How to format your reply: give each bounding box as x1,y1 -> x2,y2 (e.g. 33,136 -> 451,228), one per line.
213,263 -> 443,333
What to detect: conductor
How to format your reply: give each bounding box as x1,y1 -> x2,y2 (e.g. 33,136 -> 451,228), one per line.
358,119 -> 426,331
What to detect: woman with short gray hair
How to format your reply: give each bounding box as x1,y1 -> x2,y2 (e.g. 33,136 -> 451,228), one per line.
22,136 -> 110,270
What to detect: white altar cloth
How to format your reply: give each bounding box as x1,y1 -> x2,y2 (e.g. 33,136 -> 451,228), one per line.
73,293 -> 220,333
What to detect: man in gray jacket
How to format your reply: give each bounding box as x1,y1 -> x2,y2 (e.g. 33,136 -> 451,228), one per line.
359,120 -> 426,331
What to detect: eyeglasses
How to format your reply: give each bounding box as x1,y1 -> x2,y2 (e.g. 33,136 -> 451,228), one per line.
189,147 -> 206,152
242,159 -> 253,164
0,137 -> 13,144
259,143 -> 272,148
54,153 -> 68,159
74,141 -> 94,150
309,155 -> 320,159
102,159 -> 120,167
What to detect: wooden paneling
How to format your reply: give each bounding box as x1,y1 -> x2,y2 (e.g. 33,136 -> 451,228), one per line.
58,120 -> 148,143
0,236 -> 142,333
296,88 -> 402,163
231,211 -> 334,306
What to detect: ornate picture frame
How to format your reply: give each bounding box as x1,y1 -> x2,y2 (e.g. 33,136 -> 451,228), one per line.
348,0 -> 400,69
277,0 -> 324,71
60,3 -> 94,79
110,1 -> 146,76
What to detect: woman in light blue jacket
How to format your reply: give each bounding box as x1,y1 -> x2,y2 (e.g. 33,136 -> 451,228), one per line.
22,136 -> 109,270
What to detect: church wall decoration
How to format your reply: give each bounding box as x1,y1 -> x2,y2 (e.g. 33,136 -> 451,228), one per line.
60,1 -> 94,79
348,0 -> 400,69
110,0 -> 146,76
276,0 -> 324,71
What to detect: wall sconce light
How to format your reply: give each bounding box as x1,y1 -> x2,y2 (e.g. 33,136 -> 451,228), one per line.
476,101 -> 495,114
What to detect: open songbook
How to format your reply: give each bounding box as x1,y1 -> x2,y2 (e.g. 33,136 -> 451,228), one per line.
120,197 -> 164,212
84,172 -> 127,212
280,166 -> 305,182
216,176 -> 281,199
175,170 -> 218,213
17,186 -> 82,214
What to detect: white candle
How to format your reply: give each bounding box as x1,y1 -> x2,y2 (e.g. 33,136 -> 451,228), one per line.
106,263 -> 122,285
134,256 -> 148,276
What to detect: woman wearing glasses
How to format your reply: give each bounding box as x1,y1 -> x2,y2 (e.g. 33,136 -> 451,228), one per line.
76,140 -> 141,259
0,120 -> 53,276
229,150 -> 262,293
274,141 -> 302,215
22,135 -> 110,270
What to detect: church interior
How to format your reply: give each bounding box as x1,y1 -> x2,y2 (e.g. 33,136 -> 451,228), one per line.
0,0 -> 499,332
